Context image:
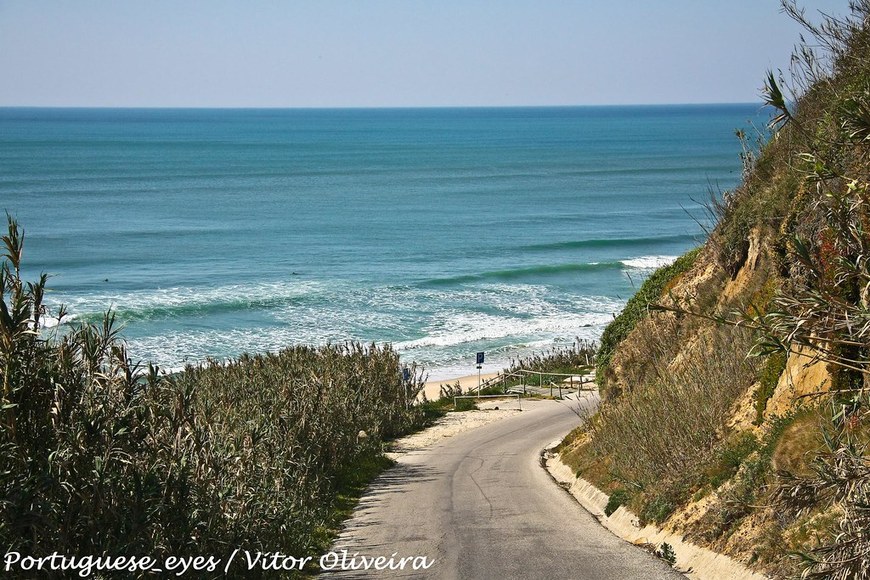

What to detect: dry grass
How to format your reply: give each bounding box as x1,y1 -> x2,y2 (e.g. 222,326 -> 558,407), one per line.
582,322 -> 759,496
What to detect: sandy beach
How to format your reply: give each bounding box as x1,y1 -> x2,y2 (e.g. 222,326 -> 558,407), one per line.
420,371 -> 503,401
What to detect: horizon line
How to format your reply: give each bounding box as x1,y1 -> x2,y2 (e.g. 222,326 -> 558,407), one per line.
0,101 -> 766,111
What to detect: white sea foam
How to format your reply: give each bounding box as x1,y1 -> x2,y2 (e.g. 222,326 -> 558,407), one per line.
59,276 -> 625,381
39,315 -> 62,328
620,255 -> 679,270
44,279 -> 324,318
122,290 -> 620,378
395,310 -> 614,351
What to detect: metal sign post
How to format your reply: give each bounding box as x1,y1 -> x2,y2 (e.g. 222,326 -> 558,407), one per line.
475,352 -> 485,398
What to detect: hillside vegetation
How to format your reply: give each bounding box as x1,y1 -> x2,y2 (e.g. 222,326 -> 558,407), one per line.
562,3 -> 870,578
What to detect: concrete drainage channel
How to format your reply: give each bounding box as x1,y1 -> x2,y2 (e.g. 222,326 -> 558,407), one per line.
540,441 -> 769,580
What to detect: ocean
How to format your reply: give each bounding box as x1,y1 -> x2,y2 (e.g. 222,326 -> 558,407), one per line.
0,105 -> 761,379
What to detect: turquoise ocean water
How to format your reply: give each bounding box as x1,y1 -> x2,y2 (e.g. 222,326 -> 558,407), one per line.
1,105 -> 761,379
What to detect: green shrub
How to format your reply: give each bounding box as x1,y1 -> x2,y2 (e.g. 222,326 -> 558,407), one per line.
510,339 -> 597,375
754,352 -> 787,425
642,495 -> 677,525
604,488 -> 632,516
703,415 -> 795,540
453,397 -> 477,412
708,431 -> 761,489
655,542 -> 677,567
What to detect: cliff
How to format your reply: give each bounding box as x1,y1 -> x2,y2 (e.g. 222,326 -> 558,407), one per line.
561,3 -> 870,578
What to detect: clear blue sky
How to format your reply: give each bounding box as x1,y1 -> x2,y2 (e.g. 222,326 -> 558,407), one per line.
0,0 -> 853,108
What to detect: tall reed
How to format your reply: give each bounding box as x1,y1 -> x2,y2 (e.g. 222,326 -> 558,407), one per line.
0,216 -> 425,574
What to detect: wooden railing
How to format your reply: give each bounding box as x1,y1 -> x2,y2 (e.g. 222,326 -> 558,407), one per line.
472,369 -> 595,398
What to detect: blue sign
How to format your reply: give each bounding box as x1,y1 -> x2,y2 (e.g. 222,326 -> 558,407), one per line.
476,352 -> 485,365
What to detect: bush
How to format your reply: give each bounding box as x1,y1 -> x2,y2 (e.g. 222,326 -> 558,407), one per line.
655,542 -> 677,567
509,339 -> 597,375
642,496 -> 677,525
604,488 -> 632,517
707,431 -> 761,489
753,352 -> 787,425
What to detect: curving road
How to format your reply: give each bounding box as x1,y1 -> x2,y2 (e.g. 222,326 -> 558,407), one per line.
324,398 -> 683,579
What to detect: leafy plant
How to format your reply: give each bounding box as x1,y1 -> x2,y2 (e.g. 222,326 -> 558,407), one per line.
754,352 -> 787,425
604,488 -> 632,517
655,542 -> 677,567
708,431 -> 761,489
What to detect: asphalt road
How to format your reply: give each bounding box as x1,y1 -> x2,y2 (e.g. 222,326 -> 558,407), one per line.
324,398 -> 684,579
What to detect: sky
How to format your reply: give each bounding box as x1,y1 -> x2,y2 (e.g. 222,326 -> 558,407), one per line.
0,0 -> 855,108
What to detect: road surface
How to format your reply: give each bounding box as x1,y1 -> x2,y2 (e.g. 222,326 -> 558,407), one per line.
324,398 -> 683,579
